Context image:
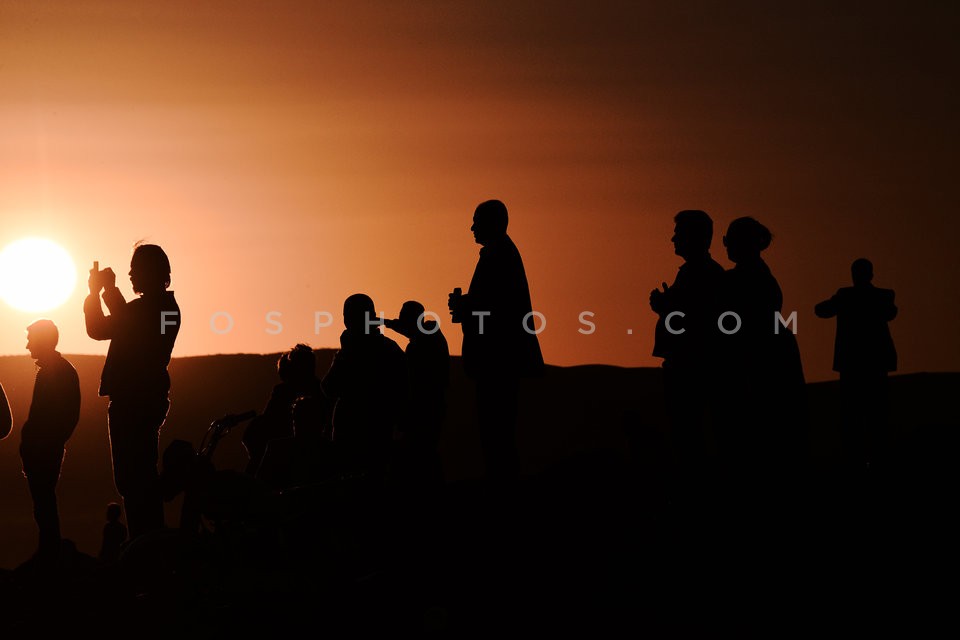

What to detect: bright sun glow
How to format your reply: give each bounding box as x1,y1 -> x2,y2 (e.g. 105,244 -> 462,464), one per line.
0,237 -> 78,312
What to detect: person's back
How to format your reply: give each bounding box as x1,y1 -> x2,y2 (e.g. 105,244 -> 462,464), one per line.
19,319 -> 82,560
326,334 -> 406,453
718,218 -> 806,473
323,294 -> 407,477
457,206 -> 543,379
815,260 -> 897,375
96,290 -> 180,400
243,344 -> 326,475
386,301 -> 451,488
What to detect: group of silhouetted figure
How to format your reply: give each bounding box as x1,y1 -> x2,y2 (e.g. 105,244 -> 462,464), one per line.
0,201 -> 897,585
648,211 -> 897,506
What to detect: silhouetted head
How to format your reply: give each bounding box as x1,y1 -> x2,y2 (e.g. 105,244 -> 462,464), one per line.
723,217 -> 772,264
471,200 -> 509,246
106,502 -> 123,523
26,318 -> 58,360
343,293 -> 377,333
278,343 -> 315,384
129,243 -> 171,295
672,210 -> 713,259
851,258 -> 874,286
386,300 -> 427,338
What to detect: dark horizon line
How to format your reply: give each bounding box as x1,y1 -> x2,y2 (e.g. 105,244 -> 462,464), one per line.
0,351 -> 955,384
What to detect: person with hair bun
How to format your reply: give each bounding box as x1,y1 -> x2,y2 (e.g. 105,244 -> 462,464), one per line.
719,218 -> 806,481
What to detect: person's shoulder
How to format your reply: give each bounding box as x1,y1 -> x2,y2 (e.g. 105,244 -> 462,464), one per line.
379,334 -> 405,357
161,290 -> 180,310
52,352 -> 80,378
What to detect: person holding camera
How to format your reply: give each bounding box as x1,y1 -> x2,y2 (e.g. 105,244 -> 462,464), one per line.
84,243 -> 181,539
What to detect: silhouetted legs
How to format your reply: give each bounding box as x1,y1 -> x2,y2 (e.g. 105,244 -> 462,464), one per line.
20,443 -> 65,557
108,398 -> 168,538
664,368 -> 712,494
476,375 -> 520,484
841,372 -> 889,470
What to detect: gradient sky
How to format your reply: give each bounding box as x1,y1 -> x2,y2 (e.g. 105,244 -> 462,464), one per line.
0,0 -> 957,381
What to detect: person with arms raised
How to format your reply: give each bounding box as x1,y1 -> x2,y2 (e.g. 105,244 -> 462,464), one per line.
85,243 -> 181,538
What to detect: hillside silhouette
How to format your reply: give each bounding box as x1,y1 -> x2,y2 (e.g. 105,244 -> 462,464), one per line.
0,354 -> 955,633
1,353 -> 957,570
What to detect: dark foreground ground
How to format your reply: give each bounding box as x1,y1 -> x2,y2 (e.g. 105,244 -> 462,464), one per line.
0,428 -> 951,636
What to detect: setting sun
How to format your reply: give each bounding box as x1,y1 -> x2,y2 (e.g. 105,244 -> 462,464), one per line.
0,237 -> 78,313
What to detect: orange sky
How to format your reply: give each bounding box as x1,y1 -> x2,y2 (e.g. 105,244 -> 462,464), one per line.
0,0 -> 957,381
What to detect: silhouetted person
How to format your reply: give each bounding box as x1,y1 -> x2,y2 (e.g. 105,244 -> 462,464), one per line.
0,381 -> 10,441
243,344 -> 327,475
385,300 -> 451,489
99,502 -> 127,563
257,395 -> 336,489
649,210 -> 724,482
84,243 -> 181,538
19,319 -> 81,562
720,218 -> 806,475
322,294 -> 407,483
815,258 -> 897,468
448,199 -> 544,484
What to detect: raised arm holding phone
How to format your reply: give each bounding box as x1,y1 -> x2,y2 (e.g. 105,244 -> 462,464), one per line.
84,244 -> 181,539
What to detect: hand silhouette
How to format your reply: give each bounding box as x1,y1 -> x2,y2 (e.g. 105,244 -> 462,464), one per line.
649,282 -> 669,314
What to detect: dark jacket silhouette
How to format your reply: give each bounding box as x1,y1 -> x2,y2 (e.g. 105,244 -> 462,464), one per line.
322,294 -> 407,479
449,200 -> 542,482
19,320 -> 81,558
386,301 -> 451,488
85,285 -> 180,399
719,218 -> 806,466
650,210 -> 725,479
84,244 -> 180,538
652,256 -> 725,368
815,281 -> 897,374
243,344 -> 327,475
458,235 -> 543,380
815,259 -> 897,467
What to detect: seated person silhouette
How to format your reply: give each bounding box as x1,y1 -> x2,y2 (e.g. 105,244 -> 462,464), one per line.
257,395 -> 336,490
99,502 -> 128,563
161,439 -> 261,535
322,294 -> 407,484
385,301 -> 451,489
815,258 -> 897,468
19,319 -> 81,562
242,344 -> 327,475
